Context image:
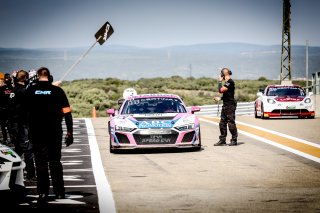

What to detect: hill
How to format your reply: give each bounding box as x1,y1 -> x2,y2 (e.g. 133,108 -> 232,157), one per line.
1,43 -> 319,81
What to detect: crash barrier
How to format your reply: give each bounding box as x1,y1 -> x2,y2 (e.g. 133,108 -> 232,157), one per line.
187,102 -> 255,116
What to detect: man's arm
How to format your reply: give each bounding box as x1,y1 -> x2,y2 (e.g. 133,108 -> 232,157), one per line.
60,88 -> 73,146
218,82 -> 228,93
64,111 -> 73,134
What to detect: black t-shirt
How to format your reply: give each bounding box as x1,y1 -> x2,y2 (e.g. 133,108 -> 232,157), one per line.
222,79 -> 235,104
26,81 -> 70,136
0,84 -> 13,117
8,83 -> 28,122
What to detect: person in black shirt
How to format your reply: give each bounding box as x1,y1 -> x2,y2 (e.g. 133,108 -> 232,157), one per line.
8,70 -> 36,180
0,73 -> 8,143
214,68 -> 238,146
26,67 -> 74,203
0,73 -> 13,144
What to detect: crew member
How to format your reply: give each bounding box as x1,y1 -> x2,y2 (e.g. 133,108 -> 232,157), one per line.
0,73 -> 13,144
214,68 -> 238,146
26,67 -> 73,203
8,70 -> 36,180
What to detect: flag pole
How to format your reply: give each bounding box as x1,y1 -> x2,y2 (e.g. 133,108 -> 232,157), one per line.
59,35 -> 102,81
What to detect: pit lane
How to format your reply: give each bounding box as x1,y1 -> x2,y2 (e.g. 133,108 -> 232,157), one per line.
92,117 -> 320,213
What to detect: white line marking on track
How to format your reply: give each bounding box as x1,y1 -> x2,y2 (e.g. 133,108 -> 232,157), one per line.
85,118 -> 116,213
63,168 -> 93,172
26,185 -> 97,189
62,148 -> 82,153
62,155 -> 91,158
199,118 -> 320,164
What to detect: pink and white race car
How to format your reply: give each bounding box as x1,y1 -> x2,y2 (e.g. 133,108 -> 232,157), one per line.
255,85 -> 315,119
107,94 -> 201,152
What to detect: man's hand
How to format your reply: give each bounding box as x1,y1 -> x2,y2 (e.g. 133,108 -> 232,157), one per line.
65,132 -> 73,147
214,97 -> 221,101
218,75 -> 224,82
52,81 -> 62,87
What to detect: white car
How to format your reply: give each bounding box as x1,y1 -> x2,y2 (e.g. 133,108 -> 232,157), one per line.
0,143 -> 25,191
254,85 -> 315,119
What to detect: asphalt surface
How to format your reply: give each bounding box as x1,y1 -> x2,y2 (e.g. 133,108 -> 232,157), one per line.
2,119 -> 100,213
92,117 -> 320,213
1,116 -> 320,212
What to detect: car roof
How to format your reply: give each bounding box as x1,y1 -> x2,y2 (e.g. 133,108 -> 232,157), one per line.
266,85 -> 302,88
126,94 -> 182,100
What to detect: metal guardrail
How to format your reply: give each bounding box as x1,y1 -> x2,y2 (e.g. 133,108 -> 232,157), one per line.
187,102 -> 255,116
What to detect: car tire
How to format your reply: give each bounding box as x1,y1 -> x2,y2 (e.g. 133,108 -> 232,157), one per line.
308,116 -> 315,119
254,103 -> 259,118
108,121 -> 115,153
109,137 -> 114,153
261,104 -> 268,119
198,129 -> 202,147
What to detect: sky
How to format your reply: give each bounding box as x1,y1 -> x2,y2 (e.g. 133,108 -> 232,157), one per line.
0,0 -> 319,49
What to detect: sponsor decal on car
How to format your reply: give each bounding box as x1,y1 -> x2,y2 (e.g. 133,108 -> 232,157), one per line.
1,149 -> 16,158
138,120 -> 173,129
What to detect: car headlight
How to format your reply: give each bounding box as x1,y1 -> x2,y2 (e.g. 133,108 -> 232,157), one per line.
267,98 -> 276,104
304,98 -> 311,103
175,123 -> 195,131
115,126 -> 136,132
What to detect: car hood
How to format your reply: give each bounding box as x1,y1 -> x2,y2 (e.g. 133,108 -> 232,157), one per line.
112,113 -> 197,129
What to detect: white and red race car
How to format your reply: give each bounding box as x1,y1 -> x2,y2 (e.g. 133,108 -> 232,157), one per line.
254,85 -> 315,119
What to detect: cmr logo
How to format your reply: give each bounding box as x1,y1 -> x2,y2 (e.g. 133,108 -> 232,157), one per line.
35,90 -> 51,95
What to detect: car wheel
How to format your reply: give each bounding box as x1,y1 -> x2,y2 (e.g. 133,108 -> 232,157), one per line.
198,129 -> 202,147
308,115 -> 315,119
254,103 -> 259,118
108,121 -> 114,153
261,104 -> 268,119
109,137 -> 114,153
260,104 -> 264,119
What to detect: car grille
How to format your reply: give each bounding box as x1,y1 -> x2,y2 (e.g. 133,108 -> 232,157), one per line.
182,131 -> 195,142
115,133 -> 130,144
271,109 -> 309,114
133,133 -> 178,145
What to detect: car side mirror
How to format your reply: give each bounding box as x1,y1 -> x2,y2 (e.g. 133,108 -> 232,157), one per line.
190,106 -> 201,114
257,92 -> 263,97
106,108 -> 115,117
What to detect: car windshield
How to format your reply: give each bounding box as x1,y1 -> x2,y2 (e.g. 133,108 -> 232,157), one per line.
266,87 -> 306,96
121,97 -> 187,114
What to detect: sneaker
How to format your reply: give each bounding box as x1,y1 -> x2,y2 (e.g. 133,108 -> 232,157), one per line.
229,140 -> 237,146
37,194 -> 48,205
214,141 -> 227,146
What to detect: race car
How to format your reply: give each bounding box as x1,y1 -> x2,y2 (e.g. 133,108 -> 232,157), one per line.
254,85 -> 315,119
107,93 -> 201,152
0,143 -> 25,191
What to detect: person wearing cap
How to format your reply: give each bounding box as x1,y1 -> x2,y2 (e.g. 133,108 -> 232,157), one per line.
25,67 -> 74,203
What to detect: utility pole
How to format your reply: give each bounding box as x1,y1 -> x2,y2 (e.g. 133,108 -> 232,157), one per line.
306,40 -> 309,93
280,0 -> 292,85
